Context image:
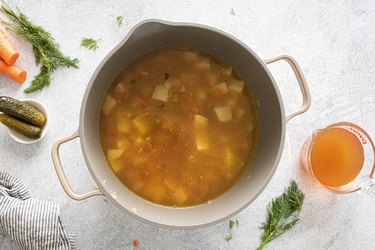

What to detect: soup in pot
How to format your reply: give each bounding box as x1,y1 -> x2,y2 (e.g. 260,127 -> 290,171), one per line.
100,47 -> 258,207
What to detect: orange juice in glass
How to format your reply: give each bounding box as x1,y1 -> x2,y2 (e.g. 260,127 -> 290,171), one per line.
301,122 -> 375,193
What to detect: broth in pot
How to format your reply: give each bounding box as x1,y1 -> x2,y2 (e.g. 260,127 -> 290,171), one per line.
100,47 -> 258,207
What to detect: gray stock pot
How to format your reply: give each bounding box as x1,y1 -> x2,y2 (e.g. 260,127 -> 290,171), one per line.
52,19 -> 311,229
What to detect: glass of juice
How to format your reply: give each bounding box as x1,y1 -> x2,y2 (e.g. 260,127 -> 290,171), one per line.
301,122 -> 375,193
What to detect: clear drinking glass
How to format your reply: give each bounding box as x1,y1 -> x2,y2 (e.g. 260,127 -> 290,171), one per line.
300,122 -> 375,194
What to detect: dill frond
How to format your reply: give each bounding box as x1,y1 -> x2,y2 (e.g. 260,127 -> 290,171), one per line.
257,180 -> 304,250
0,1 -> 79,93
81,37 -> 100,51
116,16 -> 123,27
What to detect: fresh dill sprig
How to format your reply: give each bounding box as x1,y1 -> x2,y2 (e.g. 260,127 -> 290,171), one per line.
225,219 -> 239,242
81,37 -> 100,51
116,16 -> 124,27
229,219 -> 235,230
257,180 -> 304,250
0,0 -> 79,93
224,235 -> 232,242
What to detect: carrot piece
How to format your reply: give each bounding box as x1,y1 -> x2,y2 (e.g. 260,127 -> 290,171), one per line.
0,30 -> 19,65
133,239 -> 139,247
0,59 -> 26,83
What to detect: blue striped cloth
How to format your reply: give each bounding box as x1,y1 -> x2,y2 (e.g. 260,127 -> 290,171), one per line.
0,171 -> 75,249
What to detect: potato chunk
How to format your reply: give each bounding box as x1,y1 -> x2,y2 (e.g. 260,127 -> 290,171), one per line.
107,149 -> 125,161
152,85 -> 169,102
102,96 -> 116,115
213,82 -> 228,95
229,80 -> 245,93
196,134 -> 209,150
172,188 -> 188,205
194,114 -> 208,127
215,106 -> 232,122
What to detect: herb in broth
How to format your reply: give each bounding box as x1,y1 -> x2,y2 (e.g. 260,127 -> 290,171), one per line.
100,47 -> 259,207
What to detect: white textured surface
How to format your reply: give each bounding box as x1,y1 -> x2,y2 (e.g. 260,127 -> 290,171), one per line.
1,0 -> 375,249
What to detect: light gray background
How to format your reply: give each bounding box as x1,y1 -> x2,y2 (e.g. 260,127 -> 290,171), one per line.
1,0 -> 375,249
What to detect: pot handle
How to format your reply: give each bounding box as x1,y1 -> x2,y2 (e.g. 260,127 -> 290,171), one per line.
51,130 -> 103,200
263,55 -> 311,123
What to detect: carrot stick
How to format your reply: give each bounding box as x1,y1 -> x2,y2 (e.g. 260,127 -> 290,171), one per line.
0,29 -> 19,65
0,59 -> 26,83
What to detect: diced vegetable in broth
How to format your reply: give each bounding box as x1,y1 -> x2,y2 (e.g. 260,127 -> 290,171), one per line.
229,79 -> 245,93
194,114 -> 208,127
172,188 -> 188,205
196,133 -> 209,150
132,116 -> 149,136
114,82 -> 126,94
152,85 -> 169,102
213,82 -> 228,95
194,58 -> 210,69
117,116 -> 131,133
102,95 -> 116,115
117,138 -> 130,149
215,106 -> 232,122
107,149 -> 125,161
100,47 -> 258,207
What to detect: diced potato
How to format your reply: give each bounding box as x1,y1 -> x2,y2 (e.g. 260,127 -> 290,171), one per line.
194,59 -> 210,69
196,134 -> 209,150
213,82 -> 228,95
215,106 -> 232,122
194,114 -> 208,127
117,116 -> 131,133
146,186 -> 165,203
152,85 -> 169,102
182,51 -> 198,61
223,65 -> 232,76
224,146 -> 234,170
114,82 -> 126,94
172,188 -> 188,205
228,80 -> 245,93
102,96 -> 117,115
133,116 -> 149,135
116,138 -> 130,149
109,159 -> 123,173
107,149 -> 125,161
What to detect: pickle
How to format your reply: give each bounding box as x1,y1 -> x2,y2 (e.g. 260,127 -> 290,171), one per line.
0,96 -> 46,127
0,114 -> 42,139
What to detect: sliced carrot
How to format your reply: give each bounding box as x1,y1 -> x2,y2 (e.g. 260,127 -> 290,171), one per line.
0,59 -> 26,83
0,30 -> 19,65
133,239 -> 139,247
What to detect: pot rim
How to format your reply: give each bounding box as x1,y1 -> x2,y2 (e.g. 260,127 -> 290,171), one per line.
79,19 -> 286,229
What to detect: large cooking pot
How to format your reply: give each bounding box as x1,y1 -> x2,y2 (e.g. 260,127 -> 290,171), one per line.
52,19 -> 311,229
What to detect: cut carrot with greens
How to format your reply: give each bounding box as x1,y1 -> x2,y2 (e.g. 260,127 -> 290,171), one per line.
0,29 -> 19,65
0,59 -> 26,83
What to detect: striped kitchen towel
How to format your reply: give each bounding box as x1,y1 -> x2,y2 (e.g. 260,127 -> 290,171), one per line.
0,171 -> 75,250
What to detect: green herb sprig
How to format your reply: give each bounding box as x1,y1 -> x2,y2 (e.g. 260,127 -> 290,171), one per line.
116,16 -> 123,27
225,219 -> 239,241
81,37 -> 100,51
257,180 -> 304,250
0,1 -> 79,93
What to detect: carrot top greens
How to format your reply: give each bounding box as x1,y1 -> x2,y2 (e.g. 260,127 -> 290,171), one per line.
0,1 -> 79,93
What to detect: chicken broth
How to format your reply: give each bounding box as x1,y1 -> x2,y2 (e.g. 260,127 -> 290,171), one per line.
100,47 -> 258,207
